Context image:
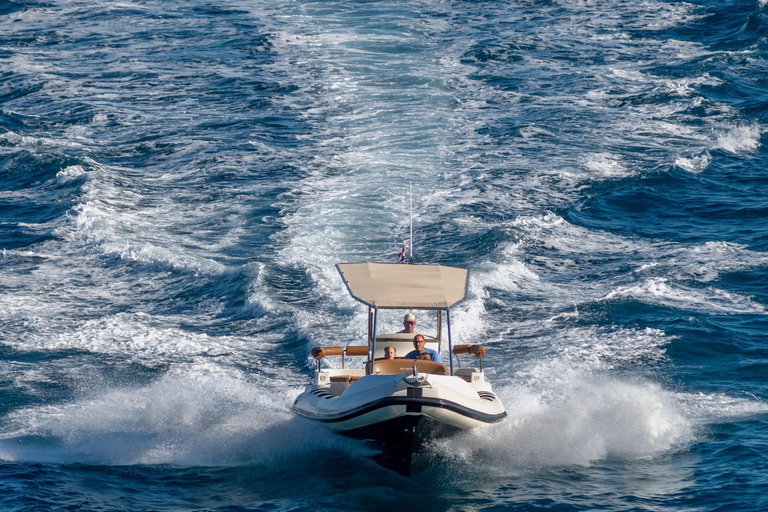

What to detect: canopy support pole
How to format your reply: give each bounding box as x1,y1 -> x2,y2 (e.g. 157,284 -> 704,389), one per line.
446,309 -> 454,376
368,307 -> 379,374
436,310 -> 442,349
368,307 -> 373,345
409,182 -> 414,264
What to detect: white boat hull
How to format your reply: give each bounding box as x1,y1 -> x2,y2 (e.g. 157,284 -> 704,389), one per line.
292,370 -> 506,473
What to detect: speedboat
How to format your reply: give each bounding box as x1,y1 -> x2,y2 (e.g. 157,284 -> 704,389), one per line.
292,262 -> 506,475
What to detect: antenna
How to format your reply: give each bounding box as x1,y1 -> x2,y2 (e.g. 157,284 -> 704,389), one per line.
409,182 -> 414,264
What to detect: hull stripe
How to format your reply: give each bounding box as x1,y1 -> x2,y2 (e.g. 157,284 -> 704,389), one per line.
293,395 -> 507,425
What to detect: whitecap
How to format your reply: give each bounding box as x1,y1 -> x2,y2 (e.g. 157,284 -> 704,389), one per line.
581,152 -> 632,178
715,124 -> 762,154
675,152 -> 711,173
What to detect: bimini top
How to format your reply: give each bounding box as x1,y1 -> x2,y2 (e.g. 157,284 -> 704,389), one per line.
336,262 -> 469,310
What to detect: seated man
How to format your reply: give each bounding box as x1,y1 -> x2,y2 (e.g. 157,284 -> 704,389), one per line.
404,334 -> 443,364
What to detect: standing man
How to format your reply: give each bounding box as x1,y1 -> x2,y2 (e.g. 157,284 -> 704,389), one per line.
397,313 -> 418,334
404,334 -> 443,363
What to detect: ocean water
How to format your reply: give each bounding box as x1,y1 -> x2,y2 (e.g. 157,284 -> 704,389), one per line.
1,0 -> 767,510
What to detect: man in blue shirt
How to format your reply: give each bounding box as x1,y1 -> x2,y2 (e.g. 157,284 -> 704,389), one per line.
404,334 -> 443,364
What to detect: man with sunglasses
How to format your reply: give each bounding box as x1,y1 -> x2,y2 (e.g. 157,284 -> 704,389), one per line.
404,334 -> 443,364
397,313 -> 418,334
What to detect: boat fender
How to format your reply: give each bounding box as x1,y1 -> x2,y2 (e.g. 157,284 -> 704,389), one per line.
452,344 -> 486,359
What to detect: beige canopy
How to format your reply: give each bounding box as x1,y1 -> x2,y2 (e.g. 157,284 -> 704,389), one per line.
336,262 -> 469,310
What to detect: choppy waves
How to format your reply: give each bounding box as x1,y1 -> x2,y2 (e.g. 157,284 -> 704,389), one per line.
1,0 -> 768,510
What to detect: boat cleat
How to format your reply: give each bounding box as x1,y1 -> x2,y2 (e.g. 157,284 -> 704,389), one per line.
402,364 -> 429,387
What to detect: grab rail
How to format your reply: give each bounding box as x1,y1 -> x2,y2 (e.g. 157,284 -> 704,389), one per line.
311,344 -> 484,373
452,344 -> 486,370
311,345 -> 368,370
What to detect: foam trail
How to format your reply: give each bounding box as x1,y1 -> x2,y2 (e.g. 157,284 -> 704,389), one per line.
431,369 -> 692,473
677,392 -> 768,423
603,278 -> 765,315
0,362 -> 372,466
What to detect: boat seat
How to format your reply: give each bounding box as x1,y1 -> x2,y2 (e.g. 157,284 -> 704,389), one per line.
367,358 -> 448,376
328,371 -> 365,384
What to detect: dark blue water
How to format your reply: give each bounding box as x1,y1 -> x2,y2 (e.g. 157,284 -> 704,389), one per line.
1,0 -> 767,510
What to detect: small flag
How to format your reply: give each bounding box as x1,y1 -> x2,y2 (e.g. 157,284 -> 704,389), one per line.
398,242 -> 406,263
